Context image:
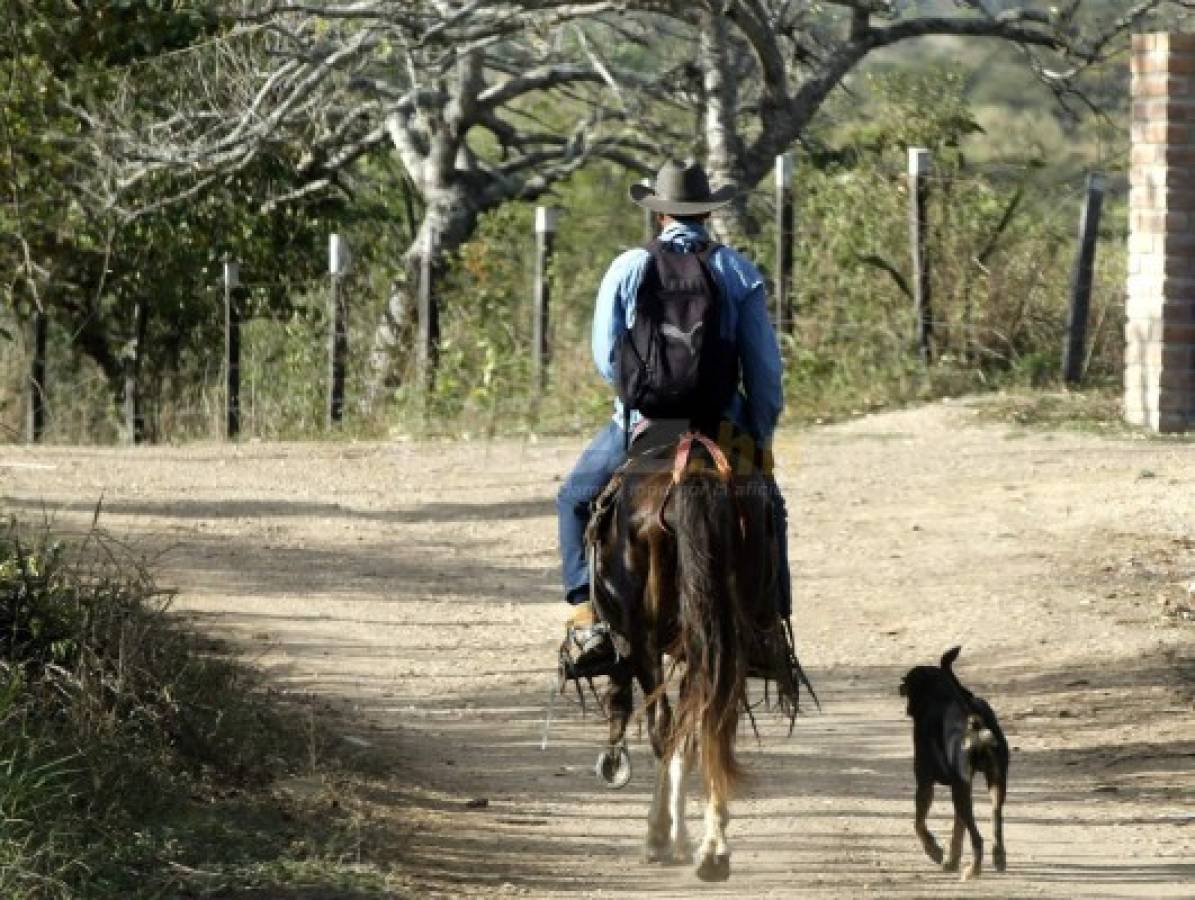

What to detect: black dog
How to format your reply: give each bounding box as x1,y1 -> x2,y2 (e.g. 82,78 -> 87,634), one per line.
899,646 -> 1008,880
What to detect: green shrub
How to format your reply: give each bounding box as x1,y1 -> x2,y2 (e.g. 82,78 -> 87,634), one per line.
0,521 -> 290,898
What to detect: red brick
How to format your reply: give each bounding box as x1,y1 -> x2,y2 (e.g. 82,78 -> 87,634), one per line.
1132,32 -> 1161,54
1133,121 -> 1195,144
1130,255 -> 1166,278
1135,73 -> 1173,98
1166,33 -> 1195,53
1123,392 -> 1158,429
1131,210 -> 1162,233
1160,359 -> 1195,377
1162,168 -> 1195,190
1156,393 -> 1195,416
1164,147 -> 1195,165
1122,394 -> 1149,413
1130,233 -> 1159,257
1134,210 -> 1193,232
1166,54 -> 1195,75
1123,402 -> 1154,425
1163,100 -> 1195,123
1125,363 -> 1160,391
1161,299 -> 1195,323
1134,33 -> 1161,54
1161,185 -> 1195,206
1126,316 -> 1195,343
1132,99 -> 1169,123
1133,144 -> 1166,166
1128,273 -> 1195,298
1129,168 -> 1164,189
1156,411 -> 1195,433
1123,341 -> 1160,369
1166,191 -> 1195,210
1124,339 -> 1195,370
1126,9 -> 1195,410
1165,231 -> 1195,252
1133,53 -> 1167,78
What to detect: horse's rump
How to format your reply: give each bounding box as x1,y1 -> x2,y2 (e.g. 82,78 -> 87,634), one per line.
589,431 -> 782,798
584,428 -> 806,882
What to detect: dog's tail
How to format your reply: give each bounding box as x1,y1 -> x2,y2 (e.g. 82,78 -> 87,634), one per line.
939,645 -> 962,672
939,645 -> 976,702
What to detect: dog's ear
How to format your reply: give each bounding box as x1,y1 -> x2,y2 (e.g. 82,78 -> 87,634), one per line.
940,645 -> 962,669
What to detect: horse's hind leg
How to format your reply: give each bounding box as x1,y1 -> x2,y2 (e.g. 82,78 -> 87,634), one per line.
641,661 -> 677,863
603,669 -> 632,783
666,744 -> 693,863
695,786 -> 731,882
645,753 -> 673,863
604,670 -> 632,750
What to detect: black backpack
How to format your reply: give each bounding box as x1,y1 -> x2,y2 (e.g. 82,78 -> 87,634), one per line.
615,239 -> 740,433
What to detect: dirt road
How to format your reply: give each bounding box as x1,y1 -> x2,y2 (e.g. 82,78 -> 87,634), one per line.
5,401 -> 1194,898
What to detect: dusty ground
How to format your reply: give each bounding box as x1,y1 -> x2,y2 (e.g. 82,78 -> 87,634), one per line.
4,400 -> 1194,898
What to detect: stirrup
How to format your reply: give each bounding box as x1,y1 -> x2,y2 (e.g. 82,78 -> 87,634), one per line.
559,622 -> 621,681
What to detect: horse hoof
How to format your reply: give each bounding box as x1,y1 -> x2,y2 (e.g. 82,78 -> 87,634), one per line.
962,862 -> 981,881
993,847 -> 1007,872
643,838 -> 671,865
596,746 -> 632,790
942,858 -> 960,873
696,853 -> 730,882
923,842 -> 944,865
668,843 -> 694,866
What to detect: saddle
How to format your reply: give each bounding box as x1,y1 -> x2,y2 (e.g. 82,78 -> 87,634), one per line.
561,425 -> 817,717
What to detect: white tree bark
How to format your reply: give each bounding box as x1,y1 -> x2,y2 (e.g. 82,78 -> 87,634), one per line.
700,11 -> 752,242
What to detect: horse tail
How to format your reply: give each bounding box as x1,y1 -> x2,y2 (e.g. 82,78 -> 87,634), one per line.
667,468 -> 745,799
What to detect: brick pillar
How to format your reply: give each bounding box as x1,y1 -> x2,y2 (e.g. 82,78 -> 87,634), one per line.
1127,33 -> 1195,433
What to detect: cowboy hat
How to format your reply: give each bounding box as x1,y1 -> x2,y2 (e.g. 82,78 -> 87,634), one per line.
628,159 -> 738,216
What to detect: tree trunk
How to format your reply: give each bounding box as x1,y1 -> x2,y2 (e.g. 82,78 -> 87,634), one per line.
701,13 -> 755,244
363,190 -> 479,407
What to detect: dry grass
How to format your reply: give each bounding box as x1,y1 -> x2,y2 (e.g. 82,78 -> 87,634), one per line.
0,517 -> 402,898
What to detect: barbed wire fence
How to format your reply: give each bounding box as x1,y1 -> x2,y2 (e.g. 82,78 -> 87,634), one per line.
7,149 -> 1127,445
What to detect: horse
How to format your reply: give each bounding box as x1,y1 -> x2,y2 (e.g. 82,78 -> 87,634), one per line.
586,426 -> 802,882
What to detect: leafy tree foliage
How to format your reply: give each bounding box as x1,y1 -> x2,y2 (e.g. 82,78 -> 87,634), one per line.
1,2 -> 417,438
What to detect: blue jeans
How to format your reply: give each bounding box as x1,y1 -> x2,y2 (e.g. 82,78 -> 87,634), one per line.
557,421 -> 627,603
556,421 -> 793,618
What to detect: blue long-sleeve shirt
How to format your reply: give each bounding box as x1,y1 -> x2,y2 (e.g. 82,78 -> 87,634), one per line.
591,220 -> 784,442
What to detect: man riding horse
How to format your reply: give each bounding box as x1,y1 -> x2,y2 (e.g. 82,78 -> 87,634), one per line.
555,158 -> 792,674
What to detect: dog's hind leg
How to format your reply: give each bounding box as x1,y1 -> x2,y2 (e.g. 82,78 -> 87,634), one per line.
987,772 -> 1007,872
947,783 -> 983,880
914,782 -> 943,864
942,811 -> 964,873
